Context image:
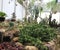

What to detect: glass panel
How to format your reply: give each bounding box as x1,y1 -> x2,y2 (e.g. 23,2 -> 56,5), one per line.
58,0 -> 60,2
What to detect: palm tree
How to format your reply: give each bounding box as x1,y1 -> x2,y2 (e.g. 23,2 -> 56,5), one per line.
17,0 -> 43,22
17,0 -> 37,22
26,0 -> 43,22
47,0 -> 60,26
47,0 -> 57,13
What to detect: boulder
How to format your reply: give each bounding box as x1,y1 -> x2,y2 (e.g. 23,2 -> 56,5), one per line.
15,42 -> 23,46
25,46 -> 38,50
44,41 -> 55,50
12,37 -> 19,42
0,29 -> 5,32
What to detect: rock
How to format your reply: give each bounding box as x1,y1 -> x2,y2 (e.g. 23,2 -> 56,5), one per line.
25,46 -> 38,50
0,29 -> 5,32
44,41 -> 55,50
4,31 -> 13,39
13,30 -> 19,37
15,42 -> 23,46
12,37 -> 19,42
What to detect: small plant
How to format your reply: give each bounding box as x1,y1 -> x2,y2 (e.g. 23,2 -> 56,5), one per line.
0,12 -> 6,22
0,12 -> 6,17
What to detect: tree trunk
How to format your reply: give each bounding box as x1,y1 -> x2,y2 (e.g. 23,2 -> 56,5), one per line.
49,12 -> 52,25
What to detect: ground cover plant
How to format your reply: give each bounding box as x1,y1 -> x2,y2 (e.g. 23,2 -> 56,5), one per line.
19,23 -> 57,50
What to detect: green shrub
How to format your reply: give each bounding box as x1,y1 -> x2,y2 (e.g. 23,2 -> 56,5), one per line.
0,12 -> 6,17
19,23 -> 56,50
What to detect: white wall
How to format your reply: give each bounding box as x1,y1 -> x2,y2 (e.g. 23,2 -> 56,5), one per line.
0,0 -> 25,20
37,12 -> 60,24
52,12 -> 60,24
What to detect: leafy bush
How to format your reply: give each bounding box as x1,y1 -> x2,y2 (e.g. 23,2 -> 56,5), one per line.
0,12 -> 6,17
19,23 -> 56,50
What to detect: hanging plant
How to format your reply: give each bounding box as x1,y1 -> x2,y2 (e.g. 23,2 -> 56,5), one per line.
0,12 -> 6,22
0,12 -> 6,17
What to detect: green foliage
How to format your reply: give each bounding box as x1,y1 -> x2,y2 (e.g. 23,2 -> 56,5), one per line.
17,0 -> 23,5
9,22 -> 14,27
47,0 -> 58,12
19,23 -> 56,50
0,12 -> 6,17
